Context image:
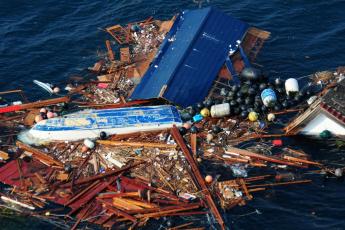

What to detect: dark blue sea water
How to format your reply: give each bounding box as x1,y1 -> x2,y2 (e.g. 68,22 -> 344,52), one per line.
1,0 -> 345,229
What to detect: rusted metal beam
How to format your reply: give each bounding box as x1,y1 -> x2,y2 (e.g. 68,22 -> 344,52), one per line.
171,126 -> 225,230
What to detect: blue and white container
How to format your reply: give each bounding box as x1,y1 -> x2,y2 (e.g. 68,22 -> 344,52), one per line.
261,89 -> 277,107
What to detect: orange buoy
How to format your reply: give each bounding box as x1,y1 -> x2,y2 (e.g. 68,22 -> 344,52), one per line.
205,175 -> 213,183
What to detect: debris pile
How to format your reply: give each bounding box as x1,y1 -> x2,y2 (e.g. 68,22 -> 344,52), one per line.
0,6 -> 344,230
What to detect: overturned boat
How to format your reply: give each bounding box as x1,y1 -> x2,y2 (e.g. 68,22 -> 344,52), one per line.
26,105 -> 182,141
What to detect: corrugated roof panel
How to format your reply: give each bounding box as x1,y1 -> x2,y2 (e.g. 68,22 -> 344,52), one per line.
130,7 -> 249,107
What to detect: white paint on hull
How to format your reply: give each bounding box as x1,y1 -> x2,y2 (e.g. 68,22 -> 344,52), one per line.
300,112 -> 345,136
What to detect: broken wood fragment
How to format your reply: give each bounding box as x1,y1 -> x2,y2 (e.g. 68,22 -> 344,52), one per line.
97,140 -> 177,149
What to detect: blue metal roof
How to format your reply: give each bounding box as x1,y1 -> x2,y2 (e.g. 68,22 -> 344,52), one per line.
130,7 -> 249,107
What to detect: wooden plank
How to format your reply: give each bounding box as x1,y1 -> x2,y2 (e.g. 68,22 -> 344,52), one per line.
97,140 -> 176,149
16,141 -> 63,167
171,126 -> 225,230
120,47 -> 130,63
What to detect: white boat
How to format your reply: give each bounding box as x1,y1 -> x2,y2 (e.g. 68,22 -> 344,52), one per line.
28,105 -> 182,141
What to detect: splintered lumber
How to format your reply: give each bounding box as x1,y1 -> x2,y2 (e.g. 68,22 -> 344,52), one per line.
247,180 -> 312,188
97,140 -> 176,149
171,126 -> 225,230
191,133 -> 197,156
64,180 -> 100,206
136,204 -> 201,219
100,200 -> 137,222
0,96 -> 69,114
105,40 -> 115,61
283,155 -> 321,166
0,150 -> 9,160
59,162 -> 144,188
16,141 -> 63,167
226,147 -> 305,168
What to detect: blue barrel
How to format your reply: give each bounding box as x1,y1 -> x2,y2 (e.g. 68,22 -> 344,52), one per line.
261,89 -> 277,107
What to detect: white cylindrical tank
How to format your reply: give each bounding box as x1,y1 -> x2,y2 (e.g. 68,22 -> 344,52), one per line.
285,78 -> 299,95
210,103 -> 230,118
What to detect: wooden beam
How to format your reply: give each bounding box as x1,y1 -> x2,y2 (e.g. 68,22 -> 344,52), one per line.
171,126 -> 225,230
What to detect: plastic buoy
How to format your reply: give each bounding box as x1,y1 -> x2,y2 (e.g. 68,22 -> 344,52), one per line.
285,78 -> 299,95
334,168 -> 343,178
84,139 -> 95,149
35,115 -> 43,123
183,123 -> 191,130
100,131 -> 107,140
261,89 -> 277,107
47,111 -> 54,118
81,145 -> 89,153
179,127 -> 187,135
200,108 -> 210,117
40,108 -> 47,113
53,87 -> 60,94
205,175 -> 213,183
212,126 -> 222,134
267,113 -> 276,122
320,130 -> 332,139
190,126 -> 198,133
248,111 -> 258,122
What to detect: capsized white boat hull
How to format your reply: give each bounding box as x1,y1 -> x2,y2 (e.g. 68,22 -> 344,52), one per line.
27,105 -> 182,141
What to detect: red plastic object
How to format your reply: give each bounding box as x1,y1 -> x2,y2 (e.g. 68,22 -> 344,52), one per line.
272,139 -> 283,146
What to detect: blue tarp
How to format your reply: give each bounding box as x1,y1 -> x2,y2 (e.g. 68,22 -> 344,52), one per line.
130,7 -> 249,107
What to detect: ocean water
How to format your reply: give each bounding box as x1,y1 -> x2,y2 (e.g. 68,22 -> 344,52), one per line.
1,0 -> 345,229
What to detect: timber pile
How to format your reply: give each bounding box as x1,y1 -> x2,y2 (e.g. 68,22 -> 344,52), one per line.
0,12 -> 344,230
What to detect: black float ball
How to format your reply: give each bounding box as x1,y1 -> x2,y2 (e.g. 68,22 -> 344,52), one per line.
179,127 -> 187,135
240,105 -> 247,112
230,100 -> 237,107
204,98 -> 214,108
64,163 -> 73,173
231,85 -> 240,92
212,125 -> 222,134
240,111 -> 248,119
259,83 -> 267,91
236,97 -> 243,104
282,100 -> 289,109
190,126 -> 198,133
274,104 -> 282,111
261,105 -> 268,113
196,102 -> 204,110
234,107 -> 241,115
100,131 -> 107,140
188,107 -> 196,116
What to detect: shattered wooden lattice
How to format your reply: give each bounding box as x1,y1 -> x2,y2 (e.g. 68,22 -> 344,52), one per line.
106,24 -> 132,45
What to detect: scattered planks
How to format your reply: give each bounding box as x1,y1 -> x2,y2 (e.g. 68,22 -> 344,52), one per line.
226,147 -> 308,168
171,125 -> 226,230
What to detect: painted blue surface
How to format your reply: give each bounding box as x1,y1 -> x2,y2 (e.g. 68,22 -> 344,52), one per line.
32,105 -> 182,132
130,7 -> 248,107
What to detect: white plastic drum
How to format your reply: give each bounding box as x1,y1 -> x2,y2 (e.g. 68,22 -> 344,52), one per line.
210,103 -> 230,118
285,78 -> 299,95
